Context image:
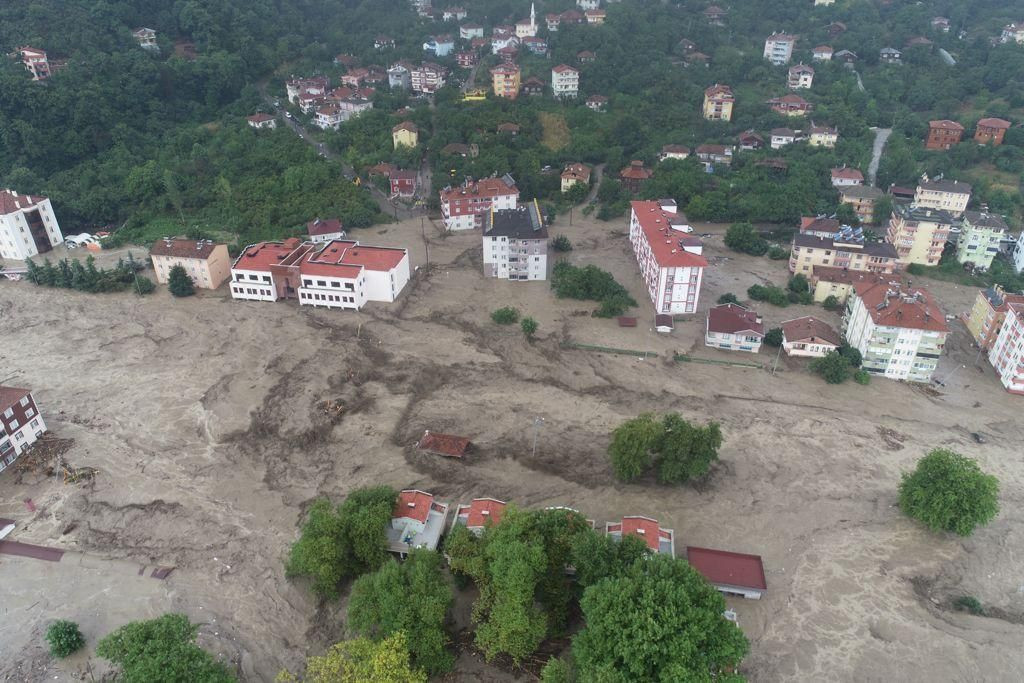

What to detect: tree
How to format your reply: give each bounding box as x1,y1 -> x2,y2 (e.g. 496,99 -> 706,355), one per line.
717,293 -> 739,305
787,274 -> 809,294
571,530 -> 650,589
573,554 -> 749,681
96,614 -> 233,682
838,343 -> 862,368
491,307 -> 519,324
168,265 -> 195,297
822,295 -> 841,311
872,194 -> 895,226
347,551 -> 454,675
724,222 -> 769,256
835,202 -> 859,226
607,414 -> 661,482
763,327 -> 783,347
279,632 -> 427,683
134,275 -> 156,295
286,487 -> 397,599
898,449 -> 1000,536
809,351 -> 853,384
521,317 -> 538,339
552,235 -> 573,252
653,415 -> 723,485
46,620 -> 85,658
541,657 -> 572,683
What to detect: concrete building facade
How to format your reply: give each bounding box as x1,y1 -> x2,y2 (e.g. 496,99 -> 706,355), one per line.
0,190 -> 64,261
956,211 -> 1006,270
885,204 -> 953,266
628,200 -> 707,314
0,386 -> 47,473
440,175 -> 519,231
149,239 -> 231,290
482,201 -> 548,281
988,303 -> 1024,395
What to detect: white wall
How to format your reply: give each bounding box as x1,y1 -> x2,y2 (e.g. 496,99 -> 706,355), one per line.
363,252 -> 410,303
230,269 -> 277,301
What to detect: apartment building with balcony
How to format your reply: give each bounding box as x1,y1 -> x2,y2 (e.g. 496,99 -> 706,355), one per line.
956,211 -> 1007,270
149,238 -> 231,290
490,63 -> 521,99
925,119 -> 964,150
0,386 -> 47,473
987,303 -> 1024,395
551,64 -> 579,98
0,189 -> 64,261
913,176 -> 971,216
482,201 -> 548,281
439,175 -> 519,231
966,285 -> 1024,350
628,200 -> 707,314
885,204 -> 953,266
790,231 -> 900,275
702,84 -> 734,121
763,32 -> 796,65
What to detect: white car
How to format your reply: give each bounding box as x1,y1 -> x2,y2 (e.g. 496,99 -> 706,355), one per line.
65,233 -> 98,249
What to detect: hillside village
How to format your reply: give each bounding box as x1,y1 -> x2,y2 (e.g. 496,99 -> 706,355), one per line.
3,0 -> 1024,681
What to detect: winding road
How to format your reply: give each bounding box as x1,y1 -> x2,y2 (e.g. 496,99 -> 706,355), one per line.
867,127 -> 892,187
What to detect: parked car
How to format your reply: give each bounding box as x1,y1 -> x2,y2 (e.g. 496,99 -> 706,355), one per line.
65,233 -> 98,249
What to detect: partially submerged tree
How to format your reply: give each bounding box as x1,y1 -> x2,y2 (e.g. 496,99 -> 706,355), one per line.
45,620 -> 85,658
278,632 -> 426,683
899,449 -> 999,536
96,613 -> 233,682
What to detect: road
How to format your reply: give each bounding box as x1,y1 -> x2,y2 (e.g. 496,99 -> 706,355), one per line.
867,127 -> 892,187
583,163 -> 606,204
256,81 -> 422,221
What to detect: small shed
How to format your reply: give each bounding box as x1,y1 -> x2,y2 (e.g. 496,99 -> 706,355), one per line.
655,314 -> 674,333
686,546 -> 767,599
417,430 -> 471,458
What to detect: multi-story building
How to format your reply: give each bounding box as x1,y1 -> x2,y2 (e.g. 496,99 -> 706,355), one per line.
0,189 -> 64,261
0,386 -> 47,472
885,203 -> 953,266
410,63 -> 446,94
17,47 -> 51,80
831,166 -> 864,187
702,84 -> 734,121
286,76 -> 328,104
787,63 -> 814,89
628,200 -> 707,314
619,161 -> 653,193
388,489 -> 450,556
838,185 -> 884,223
768,93 -> 813,116
387,63 -> 411,90
790,232 -> 900,275
442,7 -> 467,21
809,266 -> 889,305
490,63 -> 521,99
879,47 -> 902,64
229,238 -> 410,309
974,118 -> 1011,146
956,211 -> 1007,270
606,516 -> 675,555
392,121 -> 418,148
780,316 -> 842,357
843,281 -> 948,382
516,3 -> 538,37
966,285 -> 1024,350
925,120 -> 964,150
439,175 -> 519,231
738,131 -> 764,150
988,303 -> 1024,394
452,498 -> 506,534
695,145 -> 733,168
705,303 -> 765,353
314,105 -> 344,130
770,127 -> 797,149
561,163 -> 591,193
1015,232 -> 1024,274
763,32 -> 796,65
808,124 -> 837,148
132,28 -> 158,50
423,35 -> 455,57
1000,22 -> 1024,44
390,170 -> 416,198
149,239 -> 231,290
660,144 -> 691,160
482,200 -> 548,281
246,113 -> 276,129
460,23 -> 485,40
812,45 -> 833,61
913,176 -> 971,216
551,64 -> 579,98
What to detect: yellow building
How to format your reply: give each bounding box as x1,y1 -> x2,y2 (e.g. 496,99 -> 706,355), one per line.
810,266 -> 890,304
965,285 -> 1024,349
702,84 -> 734,122
913,176 -> 971,217
149,239 -> 231,290
392,121 -> 418,148
561,163 -> 591,193
885,204 -> 953,266
490,64 -> 521,99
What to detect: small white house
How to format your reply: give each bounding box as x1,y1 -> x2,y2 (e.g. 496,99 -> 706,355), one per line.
706,303 -> 764,353
780,316 -> 842,357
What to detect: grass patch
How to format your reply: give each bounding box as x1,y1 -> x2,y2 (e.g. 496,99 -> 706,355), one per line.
906,262 -> 987,287
538,112 -> 570,151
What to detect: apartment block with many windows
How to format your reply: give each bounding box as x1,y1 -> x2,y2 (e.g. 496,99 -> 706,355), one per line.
885,203 -> 953,266
628,200 -> 707,314
0,386 -> 47,473
439,175 -> 519,231
0,189 -> 64,261
987,303 -> 1024,395
482,201 -> 548,281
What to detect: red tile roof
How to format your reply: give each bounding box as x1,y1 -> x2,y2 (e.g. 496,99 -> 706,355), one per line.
440,176 -> 517,203
562,163 -> 591,182
394,490 -> 434,523
418,431 -> 471,457
306,218 -> 343,236
392,120 -> 418,133
0,189 -> 45,215
150,239 -> 224,259
686,546 -> 767,591
233,241 -> 302,271
247,113 -> 275,123
552,63 -> 578,73
929,119 -> 964,131
704,83 -> 733,98
610,516 -> 671,552
707,303 -> 764,335
309,239 -> 406,273
831,166 -> 864,180
620,161 -> 652,180
852,281 -> 948,332
0,386 -> 31,414
977,117 -> 1011,129
460,498 -> 506,528
780,316 -> 842,347
631,201 -> 708,269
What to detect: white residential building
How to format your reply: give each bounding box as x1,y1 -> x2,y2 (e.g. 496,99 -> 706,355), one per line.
229,238 -> 410,309
577,0 -> 600,9
705,303 -> 764,353
1014,232 -> 1024,273
770,127 -> 798,149
388,63 -> 411,90
628,200 -> 707,315
439,175 -> 519,231
781,316 -> 842,357
843,282 -> 948,382
914,176 -> 972,217
551,64 -> 579,98
787,63 -> 814,89
987,303 -> 1024,395
132,28 -> 158,50
0,386 -> 47,472
516,4 -> 538,38
0,189 -> 64,261
482,201 -> 548,281
388,489 -> 450,556
764,32 -> 796,65
460,24 -> 485,40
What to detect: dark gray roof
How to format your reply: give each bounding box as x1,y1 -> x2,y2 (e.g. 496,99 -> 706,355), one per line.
918,178 -> 972,194
894,202 -> 955,224
839,185 -> 884,199
962,211 -> 1008,230
793,233 -> 898,259
484,202 -> 548,239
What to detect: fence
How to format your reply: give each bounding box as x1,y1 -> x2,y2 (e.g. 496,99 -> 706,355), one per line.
561,342 -> 659,358
673,353 -> 763,369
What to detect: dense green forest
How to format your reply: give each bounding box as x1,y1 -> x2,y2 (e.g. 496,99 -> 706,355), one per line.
2,0 -> 1024,245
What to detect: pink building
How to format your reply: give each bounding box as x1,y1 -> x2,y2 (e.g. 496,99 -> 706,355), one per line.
606,516 -> 675,555
988,303 -> 1024,395
439,175 -> 519,231
0,386 -> 47,472
453,498 -> 507,534
628,200 -> 707,315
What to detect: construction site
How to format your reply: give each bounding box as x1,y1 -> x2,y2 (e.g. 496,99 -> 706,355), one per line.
2,213 -> 1023,681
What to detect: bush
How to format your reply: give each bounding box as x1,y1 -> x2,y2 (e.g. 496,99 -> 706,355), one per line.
898,449 -> 1000,536
906,263 -> 926,276
167,265 -> 195,297
954,596 -> 984,616
552,235 -> 573,252
764,328 -> 783,347
551,262 -> 636,316
838,343 -> 862,368
724,222 -> 769,256
717,293 -> 739,305
809,351 -> 853,384
541,657 -> 572,683
767,246 -> 789,260
46,620 -> 85,658
133,275 -> 156,295
491,307 -> 520,324
748,284 -> 789,307
853,369 -> 871,385
97,614 -> 233,682
787,274 -> 809,294
822,295 -> 841,311
521,317 -> 538,339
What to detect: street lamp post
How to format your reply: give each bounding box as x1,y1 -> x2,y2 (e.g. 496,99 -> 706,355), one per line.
531,417 -> 545,459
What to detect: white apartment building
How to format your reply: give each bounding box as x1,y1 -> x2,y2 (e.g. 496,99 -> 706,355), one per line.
914,176 -> 972,217
628,200 -> 707,315
1014,232 -> 1024,274
788,63 -> 814,89
843,281 -> 948,382
229,238 -> 410,309
987,303 -> 1024,394
411,63 -> 447,94
955,211 -> 1006,271
0,386 -> 47,472
0,189 -> 64,261
551,64 -> 579,98
764,32 -> 796,65
482,201 -> 548,281
440,175 -> 519,231
388,64 -> 411,90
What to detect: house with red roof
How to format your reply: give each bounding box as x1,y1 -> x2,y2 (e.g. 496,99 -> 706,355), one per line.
830,166 -> 864,187
17,47 -> 51,80
619,161 -> 653,193
629,200 -> 707,315
812,45 -> 833,61
0,189 -> 64,260
606,516 -> 675,555
390,170 -> 417,198
686,547 -> 767,599
306,218 -> 345,244
975,118 -> 1011,146
417,430 -> 472,458
706,303 -> 765,353
453,498 -> 506,534
769,93 -> 813,117
925,119 -> 964,150
388,489 -> 451,556
439,174 -> 519,231
229,238 -> 410,309
781,316 -> 842,357
0,386 -> 47,472
247,113 -> 276,130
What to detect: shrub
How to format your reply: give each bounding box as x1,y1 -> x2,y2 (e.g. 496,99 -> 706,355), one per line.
749,284 -> 789,307
167,265 -> 195,297
767,246 -> 789,260
906,263 -> 926,276
822,295 -> 841,311
899,449 -> 1000,536
724,222 -> 769,256
521,317 -> 538,338
491,307 -> 520,324
853,369 -> 871,385
763,328 -> 783,347
46,620 -> 85,658
954,596 -> 984,616
552,235 -> 573,252
838,343 -> 862,368
541,657 -> 572,683
551,262 -> 636,316
717,293 -> 739,305
809,351 -> 853,384
133,275 -> 156,295
96,614 -> 232,682
787,274 -> 809,294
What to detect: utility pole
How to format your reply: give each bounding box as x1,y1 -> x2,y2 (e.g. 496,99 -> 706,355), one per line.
531,417 -> 545,459
771,341 -> 784,375
421,216 -> 429,265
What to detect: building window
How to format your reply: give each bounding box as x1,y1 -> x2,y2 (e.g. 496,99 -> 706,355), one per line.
19,397 -> 29,407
